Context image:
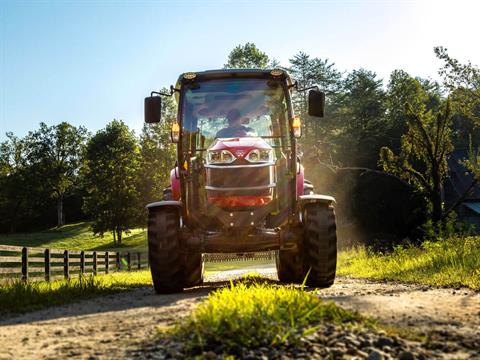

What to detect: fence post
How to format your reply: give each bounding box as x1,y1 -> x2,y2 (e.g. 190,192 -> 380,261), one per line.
137,252 -> 141,270
80,251 -> 85,275
105,251 -> 109,274
21,247 -> 28,282
93,251 -> 97,276
44,248 -> 50,281
116,252 -> 120,270
64,250 -> 69,279
127,252 -> 131,271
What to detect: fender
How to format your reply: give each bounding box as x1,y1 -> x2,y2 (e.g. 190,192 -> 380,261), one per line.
296,163 -> 304,199
146,200 -> 182,211
298,194 -> 336,208
170,168 -> 181,201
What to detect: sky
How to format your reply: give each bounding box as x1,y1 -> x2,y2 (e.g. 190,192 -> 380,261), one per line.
1,0 -> 479,140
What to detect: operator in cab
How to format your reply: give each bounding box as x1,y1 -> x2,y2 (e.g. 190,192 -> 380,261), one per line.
216,109 -> 257,138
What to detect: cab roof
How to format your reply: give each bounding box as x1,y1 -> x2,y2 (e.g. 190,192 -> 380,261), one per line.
174,68 -> 294,90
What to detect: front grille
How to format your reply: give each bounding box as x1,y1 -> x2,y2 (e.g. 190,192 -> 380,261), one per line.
208,166 -> 270,188
206,164 -> 274,198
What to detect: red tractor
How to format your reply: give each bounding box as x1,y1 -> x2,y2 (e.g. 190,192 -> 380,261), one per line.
144,69 -> 337,293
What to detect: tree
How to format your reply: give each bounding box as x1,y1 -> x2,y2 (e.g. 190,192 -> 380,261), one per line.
25,122 -> 88,227
380,100 -> 453,226
0,134 -> 36,233
434,46 -> 480,124
224,43 -> 270,69
138,88 -> 176,205
288,52 -> 342,148
385,70 -> 429,147
82,120 -> 141,244
332,69 -> 387,168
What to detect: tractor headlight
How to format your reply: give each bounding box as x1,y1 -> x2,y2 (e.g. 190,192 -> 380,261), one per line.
245,149 -> 273,163
207,150 -> 236,164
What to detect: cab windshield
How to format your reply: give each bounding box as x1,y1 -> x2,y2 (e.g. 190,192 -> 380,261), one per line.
181,78 -> 290,150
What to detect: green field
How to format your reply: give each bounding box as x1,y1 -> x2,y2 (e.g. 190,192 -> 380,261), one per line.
5,221 -> 478,290
337,236 -> 480,290
0,222 -> 147,251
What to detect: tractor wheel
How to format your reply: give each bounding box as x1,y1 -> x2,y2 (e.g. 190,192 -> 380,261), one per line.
184,253 -> 204,287
303,203 -> 337,288
275,249 -> 304,284
148,207 -> 184,294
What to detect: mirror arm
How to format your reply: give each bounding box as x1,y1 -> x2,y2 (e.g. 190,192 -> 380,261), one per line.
150,85 -> 180,97
296,84 -> 320,92
289,80 -> 322,92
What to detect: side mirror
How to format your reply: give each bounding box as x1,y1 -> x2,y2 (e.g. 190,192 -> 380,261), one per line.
144,96 -> 162,123
308,88 -> 325,117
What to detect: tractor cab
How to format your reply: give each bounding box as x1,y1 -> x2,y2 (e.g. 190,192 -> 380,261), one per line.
144,69 -> 337,294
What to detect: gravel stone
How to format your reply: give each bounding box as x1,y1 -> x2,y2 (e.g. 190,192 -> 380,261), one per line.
367,349 -> 386,360
374,336 -> 395,348
398,350 -> 415,360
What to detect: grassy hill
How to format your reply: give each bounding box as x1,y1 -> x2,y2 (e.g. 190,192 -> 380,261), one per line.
0,222 -> 147,251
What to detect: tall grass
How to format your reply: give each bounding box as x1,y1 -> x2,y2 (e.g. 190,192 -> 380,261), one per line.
0,270 -> 152,316
337,236 -> 480,289
168,276 -> 368,355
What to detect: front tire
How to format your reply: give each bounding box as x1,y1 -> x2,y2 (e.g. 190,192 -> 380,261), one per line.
184,253 -> 204,287
148,207 -> 184,294
303,203 -> 337,287
276,249 -> 304,283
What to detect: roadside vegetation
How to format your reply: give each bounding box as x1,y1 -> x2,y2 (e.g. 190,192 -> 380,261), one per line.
0,270 -> 152,316
163,275 -> 370,356
337,236 -> 480,290
0,260 -> 274,316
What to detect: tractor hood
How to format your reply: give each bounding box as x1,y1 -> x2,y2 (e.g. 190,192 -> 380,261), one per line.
208,137 -> 271,160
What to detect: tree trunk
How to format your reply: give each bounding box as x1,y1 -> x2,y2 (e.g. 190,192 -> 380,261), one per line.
9,200 -> 22,234
431,171 -> 443,229
57,196 -> 64,228
117,228 -> 122,245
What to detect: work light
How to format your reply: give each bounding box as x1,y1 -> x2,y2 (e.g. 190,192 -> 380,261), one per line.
245,149 -> 273,163
207,149 -> 236,164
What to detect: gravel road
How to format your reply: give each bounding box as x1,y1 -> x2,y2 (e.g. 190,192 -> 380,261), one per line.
0,263 -> 478,359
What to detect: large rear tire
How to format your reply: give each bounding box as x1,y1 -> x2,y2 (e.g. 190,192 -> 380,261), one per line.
303,203 -> 337,288
148,207 -> 184,294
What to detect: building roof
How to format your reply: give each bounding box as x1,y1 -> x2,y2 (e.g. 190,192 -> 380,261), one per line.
445,150 -> 480,205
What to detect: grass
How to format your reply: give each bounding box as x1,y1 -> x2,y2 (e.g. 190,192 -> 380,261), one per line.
164,275 -> 370,355
0,257 -> 275,316
0,222 -> 147,251
0,270 -> 152,316
337,236 -> 480,290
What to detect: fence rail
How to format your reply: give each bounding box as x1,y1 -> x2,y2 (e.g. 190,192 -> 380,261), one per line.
0,245 -> 149,283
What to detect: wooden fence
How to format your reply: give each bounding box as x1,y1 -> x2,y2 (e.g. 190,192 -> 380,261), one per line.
0,245 -> 149,283
0,244 -> 275,282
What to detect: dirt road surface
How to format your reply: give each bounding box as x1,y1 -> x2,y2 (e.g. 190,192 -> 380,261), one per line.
0,263 -> 479,359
